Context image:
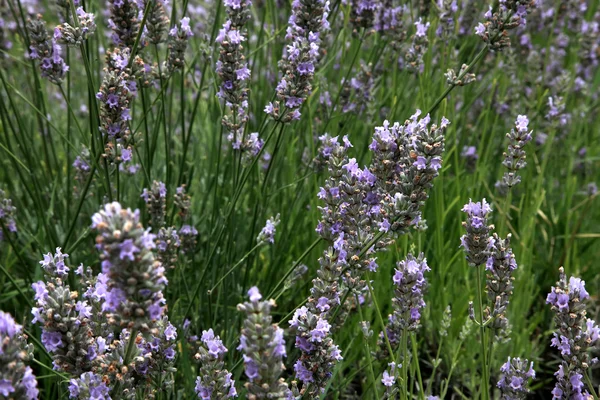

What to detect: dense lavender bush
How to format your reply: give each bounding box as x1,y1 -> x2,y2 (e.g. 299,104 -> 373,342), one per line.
0,0 -> 599,398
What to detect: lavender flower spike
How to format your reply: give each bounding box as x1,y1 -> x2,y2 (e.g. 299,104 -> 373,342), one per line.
485,233 -> 517,334
55,7 -> 97,47
237,287 -> 290,398
33,248 -> 97,375
92,202 -> 167,332
266,0 -> 330,122
257,214 -> 280,244
460,198 -> 493,267
500,115 -> 533,190
547,268 -> 599,399
27,15 -> 69,84
0,311 -> 38,399
165,17 -> 193,74
497,357 -> 535,399
194,329 -> 237,399
0,189 -> 17,242
141,180 -> 167,229
379,253 -> 430,355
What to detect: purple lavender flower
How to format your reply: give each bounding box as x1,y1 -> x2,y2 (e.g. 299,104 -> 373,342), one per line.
237,287 -> 289,397
0,311 -> 38,400
27,15 -> 69,84
547,268 -> 599,398
497,114 -> 533,191
92,202 -> 167,331
108,0 -> 139,47
460,198 -> 493,266
0,189 -> 17,242
165,17 -> 193,73
179,224 -> 198,254
141,181 -> 167,229
378,253 -> 429,356
404,18 -> 430,74
32,249 -> 97,374
474,0 -> 535,51
194,329 -> 237,399
497,357 -> 535,399
257,214 -> 280,244
68,372 -> 110,400
484,233 -> 517,334
267,0 -> 330,122
55,7 -> 97,46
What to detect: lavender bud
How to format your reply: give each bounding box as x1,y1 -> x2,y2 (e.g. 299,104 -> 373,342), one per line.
497,357 -> 535,399
460,198 -> 493,267
68,371 -> 111,399
445,64 -> 476,86
381,362 -> 400,398
194,329 -> 237,399
92,202 -> 167,331
237,287 -> 289,398
135,318 -> 178,388
141,181 -> 167,230
436,0 -> 458,39
0,311 -> 38,399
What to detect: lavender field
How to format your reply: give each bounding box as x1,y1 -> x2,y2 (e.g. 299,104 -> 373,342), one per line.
0,0 -> 599,398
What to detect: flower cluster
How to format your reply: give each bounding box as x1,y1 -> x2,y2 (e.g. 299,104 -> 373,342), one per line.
436,0 -> 458,39
0,188 -> 17,241
165,17 -> 193,74
546,268 -> 599,399
68,371 -> 111,400
350,0 -> 378,30
445,63 -> 476,86
54,7 -> 96,47
266,0 -> 330,122
289,305 -> 343,396
144,0 -> 170,44
216,0 -> 263,162
156,227 -> 181,269
374,1 -> 406,47
96,49 -> 137,155
257,214 -> 280,244
32,249 -> 97,374
499,114 -> 532,190
460,198 -> 493,267
72,146 -> 92,192
135,318 -> 178,390
381,361 -> 400,398
179,224 -> 199,254
28,15 -> 69,84
108,0 -> 140,47
384,253 -> 430,345
485,233 -> 517,334
194,328 -> 237,399
497,357 -> 535,399
174,185 -> 192,222
0,311 -> 38,399
92,202 -> 167,332
237,287 -> 289,398
295,111 -> 447,394
339,61 -> 374,115
474,1 -> 535,51
141,180 -> 167,229
404,18 -> 430,74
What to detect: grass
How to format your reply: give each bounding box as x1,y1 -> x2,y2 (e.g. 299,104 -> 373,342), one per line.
0,0 -> 599,398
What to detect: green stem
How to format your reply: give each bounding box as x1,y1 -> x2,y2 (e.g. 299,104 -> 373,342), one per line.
476,267 -> 490,400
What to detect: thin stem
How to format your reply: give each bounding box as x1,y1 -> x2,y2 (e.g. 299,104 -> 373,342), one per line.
476,266 -> 490,400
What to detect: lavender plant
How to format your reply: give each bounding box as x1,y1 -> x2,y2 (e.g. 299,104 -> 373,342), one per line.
0,311 -> 38,399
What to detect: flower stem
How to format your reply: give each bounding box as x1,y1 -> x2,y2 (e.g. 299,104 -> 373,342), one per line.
476,267 -> 490,400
